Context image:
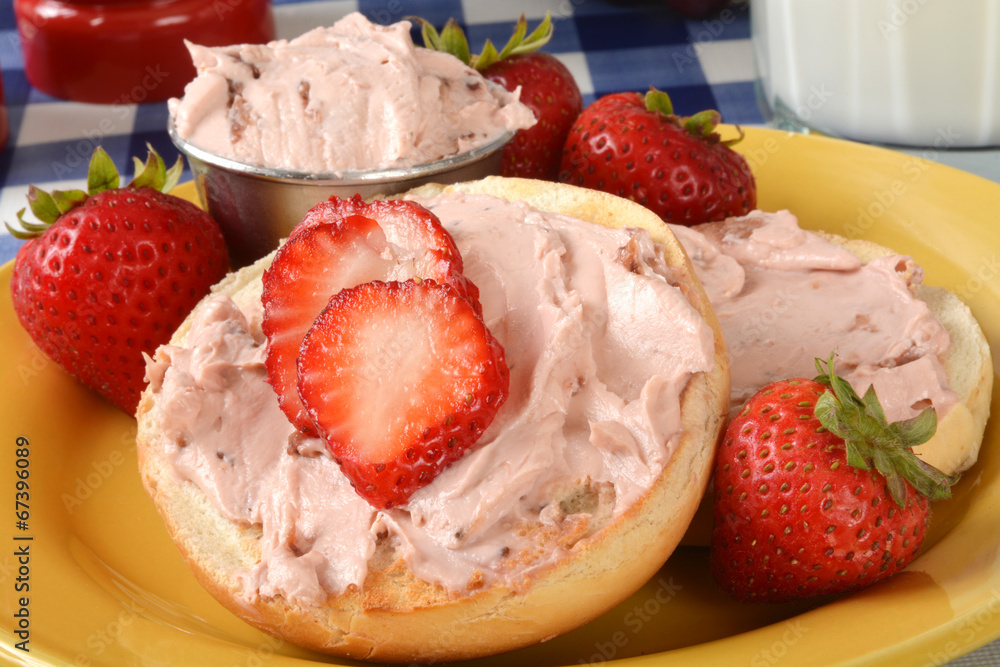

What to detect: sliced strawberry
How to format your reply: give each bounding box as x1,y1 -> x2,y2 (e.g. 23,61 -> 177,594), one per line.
262,215 -> 392,433
293,194 -> 464,273
262,194 -> 484,434
293,195 -> 480,310
297,279 -> 509,509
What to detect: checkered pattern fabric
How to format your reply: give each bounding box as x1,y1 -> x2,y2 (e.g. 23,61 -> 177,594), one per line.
0,0 -> 763,264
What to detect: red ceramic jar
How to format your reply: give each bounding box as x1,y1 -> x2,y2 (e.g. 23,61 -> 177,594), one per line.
15,0 -> 275,104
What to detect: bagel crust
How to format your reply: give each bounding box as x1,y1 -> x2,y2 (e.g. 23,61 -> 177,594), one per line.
136,177 -> 731,662
811,230 -> 992,476
678,218 -> 993,547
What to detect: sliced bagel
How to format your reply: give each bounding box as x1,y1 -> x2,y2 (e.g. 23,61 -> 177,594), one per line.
811,231 -> 992,477
136,177 -> 731,663
680,227 -> 993,547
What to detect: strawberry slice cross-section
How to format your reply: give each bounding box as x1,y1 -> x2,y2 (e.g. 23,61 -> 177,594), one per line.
261,197 -> 478,434
262,214 -> 390,433
293,194 -> 464,272
298,194 -> 483,312
297,279 -> 509,509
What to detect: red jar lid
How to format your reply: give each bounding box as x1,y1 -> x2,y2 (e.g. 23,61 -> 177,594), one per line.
15,0 -> 276,104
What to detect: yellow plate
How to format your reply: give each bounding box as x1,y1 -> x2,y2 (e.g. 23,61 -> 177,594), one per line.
1,127 -> 998,666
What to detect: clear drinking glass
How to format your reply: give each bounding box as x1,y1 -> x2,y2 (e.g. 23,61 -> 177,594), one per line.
751,0 -> 1000,147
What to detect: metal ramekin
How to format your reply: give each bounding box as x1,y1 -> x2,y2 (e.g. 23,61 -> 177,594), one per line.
169,123 -> 513,267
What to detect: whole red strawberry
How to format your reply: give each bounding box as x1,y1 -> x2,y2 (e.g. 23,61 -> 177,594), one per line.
560,88 -> 756,225
711,356 -> 954,603
8,146 -> 228,414
417,14 -> 583,181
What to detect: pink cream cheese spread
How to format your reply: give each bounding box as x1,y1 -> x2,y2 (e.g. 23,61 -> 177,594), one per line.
670,209 -> 957,423
145,192 -> 716,604
167,13 -> 536,173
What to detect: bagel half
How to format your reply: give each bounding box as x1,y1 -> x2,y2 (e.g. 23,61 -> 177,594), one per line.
680,226 -> 993,547
813,231 -> 992,477
136,177 -> 731,663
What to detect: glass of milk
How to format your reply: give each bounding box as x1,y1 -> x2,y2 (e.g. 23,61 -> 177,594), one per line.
751,0 -> 1000,147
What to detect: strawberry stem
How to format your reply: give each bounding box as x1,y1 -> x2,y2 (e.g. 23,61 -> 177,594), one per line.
504,13 -> 552,57
130,145 -> 184,192
441,19 -> 473,67
813,353 -> 956,505
4,210 -> 48,240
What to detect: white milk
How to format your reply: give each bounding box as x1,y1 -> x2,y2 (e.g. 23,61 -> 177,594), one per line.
751,0 -> 1000,146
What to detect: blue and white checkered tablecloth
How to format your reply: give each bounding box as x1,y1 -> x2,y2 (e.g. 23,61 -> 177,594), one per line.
0,0 -> 765,265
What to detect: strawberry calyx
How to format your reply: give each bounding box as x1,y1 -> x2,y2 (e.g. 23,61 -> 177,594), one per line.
5,145 -> 183,240
812,353 -> 957,506
643,87 -> 744,147
414,13 -> 553,71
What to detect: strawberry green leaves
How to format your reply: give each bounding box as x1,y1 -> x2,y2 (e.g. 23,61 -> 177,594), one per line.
87,146 -> 120,195
644,88 -> 676,117
415,13 -> 553,71
813,354 -> 956,506
643,87 -> 744,147
6,186 -> 87,238
415,12 -> 581,181
417,18 -> 471,67
5,145 -> 184,239
130,147 -> 183,193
